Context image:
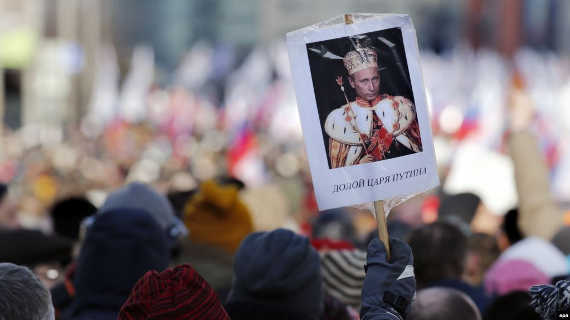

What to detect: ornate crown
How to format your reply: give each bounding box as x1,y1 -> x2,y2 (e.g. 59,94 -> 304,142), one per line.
343,46 -> 378,75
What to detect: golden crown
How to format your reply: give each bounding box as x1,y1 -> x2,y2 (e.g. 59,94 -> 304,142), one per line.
343,47 -> 378,75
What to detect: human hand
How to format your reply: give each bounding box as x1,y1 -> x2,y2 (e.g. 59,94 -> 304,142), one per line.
361,237 -> 415,320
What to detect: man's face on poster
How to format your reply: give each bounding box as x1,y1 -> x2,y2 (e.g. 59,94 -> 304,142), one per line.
348,66 -> 380,102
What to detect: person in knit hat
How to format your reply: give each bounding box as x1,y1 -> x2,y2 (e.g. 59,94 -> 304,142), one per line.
184,180 -> 253,253
98,182 -> 188,249
318,247 -> 366,310
118,264 -> 229,319
225,228 -> 323,319
60,209 -> 170,319
530,280 -> 570,320
484,259 -> 550,296
498,237 -> 567,278
177,180 -> 254,302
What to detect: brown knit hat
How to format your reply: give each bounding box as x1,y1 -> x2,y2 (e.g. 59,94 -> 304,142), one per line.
118,264 -> 229,320
184,180 -> 253,253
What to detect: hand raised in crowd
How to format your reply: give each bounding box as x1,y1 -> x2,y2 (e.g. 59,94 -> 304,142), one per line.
361,237 -> 416,320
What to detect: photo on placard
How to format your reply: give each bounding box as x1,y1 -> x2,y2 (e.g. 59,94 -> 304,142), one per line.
287,15 -> 439,210
306,28 -> 422,169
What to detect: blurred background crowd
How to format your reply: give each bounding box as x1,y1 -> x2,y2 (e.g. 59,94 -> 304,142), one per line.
2,0 -> 570,319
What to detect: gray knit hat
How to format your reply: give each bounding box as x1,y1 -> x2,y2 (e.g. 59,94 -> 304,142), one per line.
319,249 -> 366,310
99,182 -> 188,247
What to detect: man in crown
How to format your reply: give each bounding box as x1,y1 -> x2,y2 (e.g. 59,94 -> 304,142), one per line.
324,43 -> 421,169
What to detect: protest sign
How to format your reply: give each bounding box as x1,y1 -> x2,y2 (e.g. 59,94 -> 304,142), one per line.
287,14 -> 439,212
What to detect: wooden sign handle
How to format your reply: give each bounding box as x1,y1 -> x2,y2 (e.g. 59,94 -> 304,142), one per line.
374,200 -> 391,261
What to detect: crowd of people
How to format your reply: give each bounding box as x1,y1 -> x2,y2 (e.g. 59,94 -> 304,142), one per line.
1,41 -> 570,318
1,96 -> 570,319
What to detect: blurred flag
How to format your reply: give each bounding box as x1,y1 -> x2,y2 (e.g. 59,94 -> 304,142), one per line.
227,124 -> 265,186
83,45 -> 119,136
118,46 -> 155,123
174,41 -> 213,90
453,104 -> 480,141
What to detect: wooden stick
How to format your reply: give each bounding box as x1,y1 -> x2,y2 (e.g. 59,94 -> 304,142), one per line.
374,200 -> 391,261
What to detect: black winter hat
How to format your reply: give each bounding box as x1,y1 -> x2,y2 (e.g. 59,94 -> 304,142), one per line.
68,208 -> 170,316
226,229 -> 323,319
50,196 -> 97,240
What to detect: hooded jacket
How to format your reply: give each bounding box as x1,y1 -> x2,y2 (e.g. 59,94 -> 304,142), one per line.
61,208 -> 169,319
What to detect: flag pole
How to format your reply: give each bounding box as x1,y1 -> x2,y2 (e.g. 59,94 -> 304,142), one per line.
344,13 -> 391,260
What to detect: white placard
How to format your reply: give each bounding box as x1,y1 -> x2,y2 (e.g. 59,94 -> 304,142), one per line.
286,14 -> 439,210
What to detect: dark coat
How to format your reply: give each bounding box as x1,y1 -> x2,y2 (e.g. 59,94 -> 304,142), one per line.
60,208 -> 170,319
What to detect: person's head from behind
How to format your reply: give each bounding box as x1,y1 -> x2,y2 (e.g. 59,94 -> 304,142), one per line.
226,228 -> 323,319
0,262 -> 55,320
496,208 -> 524,251
99,182 -> 188,249
312,207 -> 356,244
464,233 -> 500,286
71,209 -> 170,315
408,222 -> 467,288
438,192 -> 481,234
439,192 -> 502,235
184,180 -> 253,254
50,196 -> 97,241
408,287 -> 481,320
483,291 -> 540,320
119,264 -> 229,320
484,259 -> 549,297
